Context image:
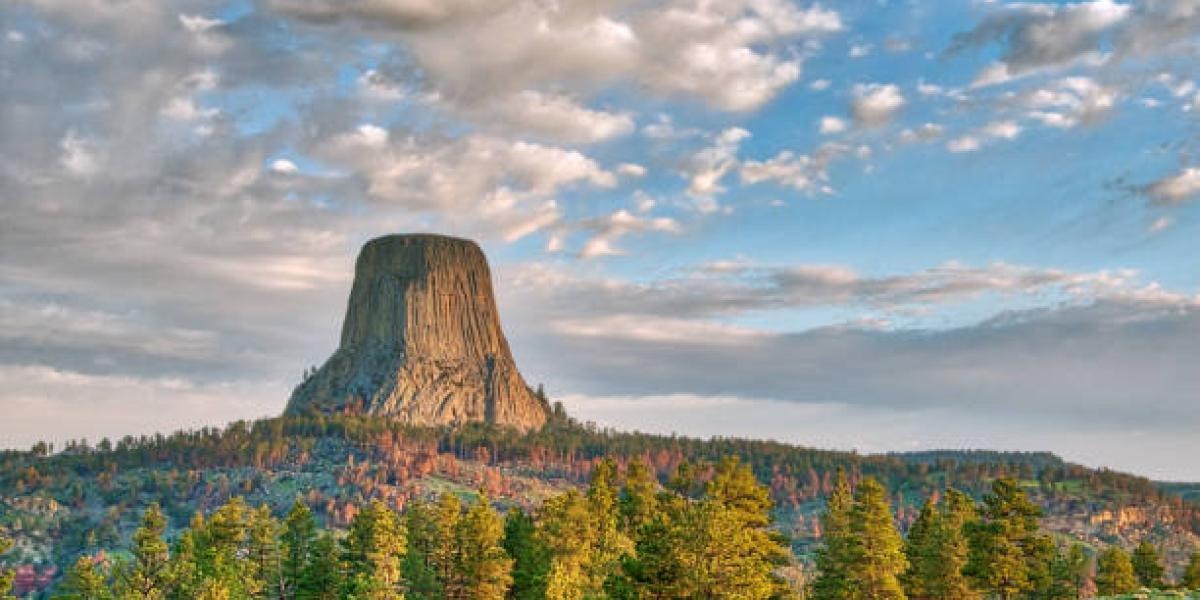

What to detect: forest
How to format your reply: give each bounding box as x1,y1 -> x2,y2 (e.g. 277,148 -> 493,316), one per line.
2,412 -> 1199,598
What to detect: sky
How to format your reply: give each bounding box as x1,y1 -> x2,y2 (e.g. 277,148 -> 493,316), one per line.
2,0 -> 1199,480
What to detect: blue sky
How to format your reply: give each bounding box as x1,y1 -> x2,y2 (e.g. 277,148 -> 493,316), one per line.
2,0 -> 1200,479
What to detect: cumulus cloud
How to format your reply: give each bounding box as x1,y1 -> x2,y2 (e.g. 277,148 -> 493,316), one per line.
477,90 -> 635,144
850,83 -> 905,126
818,115 -> 847,134
1144,166 -> 1200,205
947,120 -> 1022,153
684,127 -> 750,200
272,0 -> 843,119
740,143 -> 860,194
1022,76 -> 1119,128
951,0 -> 1131,87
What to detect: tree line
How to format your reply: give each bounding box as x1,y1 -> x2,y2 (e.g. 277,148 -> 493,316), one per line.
809,474 -> 1200,600
5,456 -> 796,599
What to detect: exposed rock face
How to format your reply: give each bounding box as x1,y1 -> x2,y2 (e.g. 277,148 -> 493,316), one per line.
286,234 -> 549,431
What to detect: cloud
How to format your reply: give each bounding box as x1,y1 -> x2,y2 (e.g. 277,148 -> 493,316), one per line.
1144,166 -> 1200,205
271,0 -> 843,117
573,209 -> 682,258
947,120 -> 1022,153
818,115 -> 847,134
740,143 -> 859,194
476,90 -> 635,144
684,127 -> 750,200
850,83 -> 905,126
950,0 -> 1131,87
1022,76 -> 1119,128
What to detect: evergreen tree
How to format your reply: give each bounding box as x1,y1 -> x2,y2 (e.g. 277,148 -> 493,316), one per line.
847,477 -> 907,600
1130,540 -> 1164,589
1043,543 -> 1087,600
618,457 -> 659,542
1094,546 -> 1137,596
539,490 -> 598,600
342,499 -> 406,599
403,499 -> 443,599
1182,547 -> 1200,590
503,507 -> 550,600
247,505 -> 282,598
280,500 -> 318,600
964,478 -> 1048,600
299,532 -> 342,600
454,492 -> 513,599
433,494 -> 464,596
55,555 -> 114,600
120,504 -> 172,599
0,534 -> 13,600
811,469 -> 855,600
901,499 -> 936,599
587,459 -> 631,593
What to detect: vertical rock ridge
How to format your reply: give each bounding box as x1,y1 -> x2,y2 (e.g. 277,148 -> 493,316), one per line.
285,234 -> 549,431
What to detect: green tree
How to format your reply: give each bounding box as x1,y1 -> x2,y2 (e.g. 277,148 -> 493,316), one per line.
964,478 -> 1048,600
247,505 -> 282,598
403,499 -> 442,599
119,504 -> 172,599
342,499 -> 406,599
503,507 -> 550,600
56,555 -> 115,600
696,457 -> 790,598
587,459 -> 631,593
847,477 -> 907,600
539,490 -> 598,600
1094,546 -> 1137,596
433,494 -> 464,596
1043,543 -> 1087,600
299,533 -> 342,600
1130,540 -> 1164,589
811,469 -> 855,600
454,492 -> 513,599
1183,547 -> 1200,590
280,500 -> 318,600
618,457 -> 659,540
901,499 -> 936,599
2,533 -> 18,599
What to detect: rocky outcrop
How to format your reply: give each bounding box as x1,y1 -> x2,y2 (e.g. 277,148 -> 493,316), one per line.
286,234 -> 549,431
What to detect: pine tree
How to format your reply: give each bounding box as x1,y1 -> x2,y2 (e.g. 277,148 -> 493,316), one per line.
539,490 -> 597,600
1094,546 -> 1137,596
811,469 -> 855,600
901,499 -> 936,599
120,504 -> 172,599
299,532 -> 341,600
403,499 -> 442,599
432,493 -> 464,596
618,457 -> 659,541
1183,547 -> 1200,590
697,457 -> 790,599
342,499 -> 406,599
964,478 -> 1047,600
454,492 -> 513,599
847,477 -> 907,600
587,459 -> 631,593
1130,540 -> 1164,589
0,534 -> 13,599
1044,543 -> 1087,600
55,555 -> 114,600
247,505 -> 281,598
503,507 -> 550,600
280,500 -> 318,600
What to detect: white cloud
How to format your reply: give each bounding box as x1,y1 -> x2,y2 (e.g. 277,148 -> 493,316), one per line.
851,83 -> 905,126
809,78 -> 831,91
849,43 -> 872,58
685,127 -> 750,199
899,123 -> 944,143
1145,167 -> 1200,205
1022,76 -> 1119,128
483,90 -> 635,144
818,115 -> 847,134
270,158 -> 299,174
59,130 -> 100,176
617,163 -> 647,178
575,208 -> 681,258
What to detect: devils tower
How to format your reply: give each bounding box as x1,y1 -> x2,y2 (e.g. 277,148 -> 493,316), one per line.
286,234 -> 549,431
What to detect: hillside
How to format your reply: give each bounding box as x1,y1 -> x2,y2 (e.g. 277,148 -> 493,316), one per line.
1,411 -> 1197,596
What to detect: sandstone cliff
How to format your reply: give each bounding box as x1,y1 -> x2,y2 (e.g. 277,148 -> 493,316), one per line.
286,234 -> 549,431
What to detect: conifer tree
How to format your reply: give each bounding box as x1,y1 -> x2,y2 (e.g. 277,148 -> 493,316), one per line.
55,555 -> 114,600
539,490 -> 597,600
587,459 -> 631,592
1094,546 -> 1137,596
847,477 -> 907,600
697,457 -> 790,599
1183,547 -> 1200,590
120,504 -> 172,599
0,534 -> 13,600
964,478 -> 1048,600
1130,540 -> 1164,589
403,499 -> 442,599
299,532 -> 342,600
503,507 -> 550,600
247,505 -> 282,598
454,492 -> 513,599
811,469 -> 855,600
1043,543 -> 1087,600
342,499 -> 406,599
280,500 -> 318,600
618,457 -> 659,541
902,499 -> 936,599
